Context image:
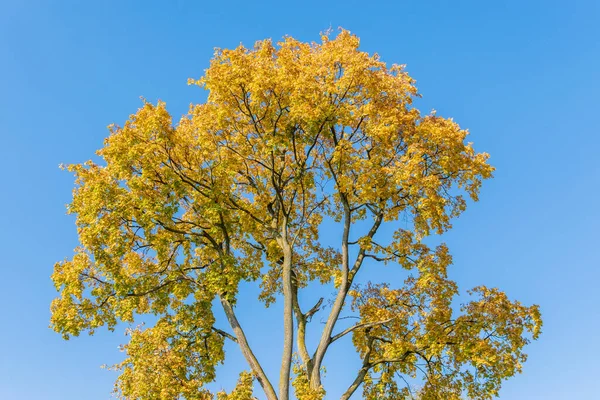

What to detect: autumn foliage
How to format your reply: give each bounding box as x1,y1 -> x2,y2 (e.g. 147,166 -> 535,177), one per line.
51,30 -> 541,399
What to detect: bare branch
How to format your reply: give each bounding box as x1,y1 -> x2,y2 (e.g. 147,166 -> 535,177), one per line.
331,317 -> 396,343
306,298 -> 324,321
220,296 -> 278,400
212,327 -> 237,343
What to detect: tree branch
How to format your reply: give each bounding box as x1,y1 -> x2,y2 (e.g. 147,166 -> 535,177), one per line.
310,208 -> 383,389
278,217 -> 294,400
330,317 -> 396,343
340,336 -> 375,400
291,275 -> 313,376
211,327 -> 237,343
306,297 -> 324,321
310,190 -> 352,389
219,296 -> 278,400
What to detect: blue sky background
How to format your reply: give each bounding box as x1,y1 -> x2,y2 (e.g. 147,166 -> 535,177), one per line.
1,0 -> 598,399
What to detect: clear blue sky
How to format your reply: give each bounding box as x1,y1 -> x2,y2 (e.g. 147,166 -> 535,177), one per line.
1,0 -> 598,399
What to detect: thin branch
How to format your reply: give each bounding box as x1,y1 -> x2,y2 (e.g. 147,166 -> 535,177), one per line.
331,317 -> 396,343
212,327 -> 237,343
306,298 -> 324,321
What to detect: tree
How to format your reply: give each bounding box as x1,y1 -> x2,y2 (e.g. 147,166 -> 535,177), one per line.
51,30 -> 541,400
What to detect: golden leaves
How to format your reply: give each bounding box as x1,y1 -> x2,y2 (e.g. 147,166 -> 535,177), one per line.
114,316 -> 224,400
51,28 -> 535,400
349,254 -> 542,399
217,371 -> 257,400
292,360 -> 326,400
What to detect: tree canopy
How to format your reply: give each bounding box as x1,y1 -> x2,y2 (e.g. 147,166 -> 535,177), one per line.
51,29 -> 541,400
